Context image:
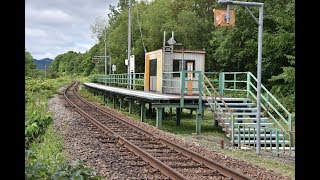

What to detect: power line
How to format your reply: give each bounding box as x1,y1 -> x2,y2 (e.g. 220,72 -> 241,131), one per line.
135,4 -> 147,53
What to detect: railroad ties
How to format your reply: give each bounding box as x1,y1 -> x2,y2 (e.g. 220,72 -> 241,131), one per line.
64,81 -> 253,180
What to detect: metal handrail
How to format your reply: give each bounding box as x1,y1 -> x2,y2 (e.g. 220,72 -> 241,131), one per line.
93,71 -> 293,133
234,124 -> 295,156
179,70 -> 203,134
202,73 -> 234,140
204,72 -> 292,132
247,72 -> 292,131
95,73 -> 144,89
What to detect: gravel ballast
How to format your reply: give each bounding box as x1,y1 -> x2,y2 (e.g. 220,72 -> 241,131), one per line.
49,86 -> 293,179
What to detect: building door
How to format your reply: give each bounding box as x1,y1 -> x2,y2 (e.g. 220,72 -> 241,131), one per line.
149,59 -> 157,92
187,61 -> 193,95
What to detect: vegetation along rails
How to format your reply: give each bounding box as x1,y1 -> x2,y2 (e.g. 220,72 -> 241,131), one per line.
64,81 -> 253,180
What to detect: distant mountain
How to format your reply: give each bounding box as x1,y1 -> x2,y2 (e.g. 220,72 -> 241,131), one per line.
33,58 -> 53,69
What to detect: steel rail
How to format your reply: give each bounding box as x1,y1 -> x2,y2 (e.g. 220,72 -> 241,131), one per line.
64,81 -> 253,180
64,81 -> 187,180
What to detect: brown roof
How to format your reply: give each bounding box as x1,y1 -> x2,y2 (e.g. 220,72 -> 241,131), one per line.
146,49 -> 206,54
173,49 -> 206,54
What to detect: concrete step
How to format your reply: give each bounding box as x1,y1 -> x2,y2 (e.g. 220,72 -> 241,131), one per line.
205,102 -> 255,107
219,102 -> 255,107
205,97 -> 252,102
219,107 -> 257,111
263,146 -> 295,151
222,122 -> 274,127
233,140 -> 291,145
223,126 -> 274,132
233,133 -> 284,139
220,117 -> 269,121
224,127 -> 274,133
216,112 -> 263,116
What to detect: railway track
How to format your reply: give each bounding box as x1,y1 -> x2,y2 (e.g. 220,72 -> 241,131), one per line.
63,81 -> 253,180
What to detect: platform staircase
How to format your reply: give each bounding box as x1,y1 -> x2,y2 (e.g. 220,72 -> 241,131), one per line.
93,71 -> 294,155
201,73 -> 294,154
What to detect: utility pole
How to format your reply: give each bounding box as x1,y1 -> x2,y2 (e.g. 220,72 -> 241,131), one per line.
217,0 -> 264,154
109,56 -> 112,75
127,0 -> 132,89
93,55 -> 111,75
104,27 -> 107,75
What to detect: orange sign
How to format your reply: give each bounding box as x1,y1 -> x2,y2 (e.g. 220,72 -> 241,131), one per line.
213,8 -> 235,27
187,62 -> 193,96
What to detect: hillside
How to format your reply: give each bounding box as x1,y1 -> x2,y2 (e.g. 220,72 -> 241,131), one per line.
33,58 -> 53,69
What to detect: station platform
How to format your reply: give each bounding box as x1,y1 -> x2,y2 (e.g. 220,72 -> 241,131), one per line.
83,82 -> 198,101
83,82 -> 252,134
83,82 -> 247,103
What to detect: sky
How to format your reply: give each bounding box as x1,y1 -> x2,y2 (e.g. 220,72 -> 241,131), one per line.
25,0 -> 118,60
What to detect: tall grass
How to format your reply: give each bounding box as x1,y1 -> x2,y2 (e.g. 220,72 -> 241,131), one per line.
25,76 -> 101,179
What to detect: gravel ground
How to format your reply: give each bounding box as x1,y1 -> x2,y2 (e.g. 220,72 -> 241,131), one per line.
49,89 -> 168,179
49,86 -> 294,179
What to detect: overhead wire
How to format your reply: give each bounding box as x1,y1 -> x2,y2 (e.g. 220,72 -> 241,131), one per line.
135,4 -> 147,53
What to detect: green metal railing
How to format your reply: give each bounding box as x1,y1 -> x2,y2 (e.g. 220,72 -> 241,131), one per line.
202,72 -> 294,152
93,72 -> 293,133
202,73 -> 234,139
204,72 -> 292,132
162,72 -> 181,91
204,72 -> 248,97
94,73 -> 144,90
232,121 -> 295,156
203,72 -> 220,93
180,70 -> 203,134
246,72 -> 292,132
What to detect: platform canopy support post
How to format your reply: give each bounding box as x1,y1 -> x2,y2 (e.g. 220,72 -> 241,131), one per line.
106,94 -> 109,105
119,97 -> 123,109
129,99 -> 133,114
217,0 -> 264,154
140,101 -> 146,122
148,103 -> 153,114
196,108 -> 202,135
113,95 -> 116,109
214,115 -> 219,127
127,0 -> 132,89
156,107 -> 163,128
176,108 -> 181,126
219,72 -> 224,96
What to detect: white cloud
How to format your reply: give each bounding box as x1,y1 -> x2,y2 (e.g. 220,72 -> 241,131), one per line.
25,28 -> 47,38
26,8 -> 74,25
75,42 -> 95,50
25,0 -> 118,60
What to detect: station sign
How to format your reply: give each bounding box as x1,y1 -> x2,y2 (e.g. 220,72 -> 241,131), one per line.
213,8 -> 235,27
125,55 -> 135,73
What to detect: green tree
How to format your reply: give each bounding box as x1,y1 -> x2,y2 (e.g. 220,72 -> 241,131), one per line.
269,55 -> 295,113
25,50 -> 37,77
49,51 -> 80,76
52,0 -> 295,116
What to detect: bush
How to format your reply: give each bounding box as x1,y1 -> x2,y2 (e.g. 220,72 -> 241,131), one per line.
26,150 -> 102,180
25,107 -> 53,148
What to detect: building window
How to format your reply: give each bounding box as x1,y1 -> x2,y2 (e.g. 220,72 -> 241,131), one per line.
173,59 -> 195,77
150,59 -> 157,76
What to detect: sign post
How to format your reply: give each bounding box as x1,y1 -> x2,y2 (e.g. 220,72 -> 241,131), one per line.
125,55 -> 135,88
112,64 -> 116,74
217,0 -> 264,154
